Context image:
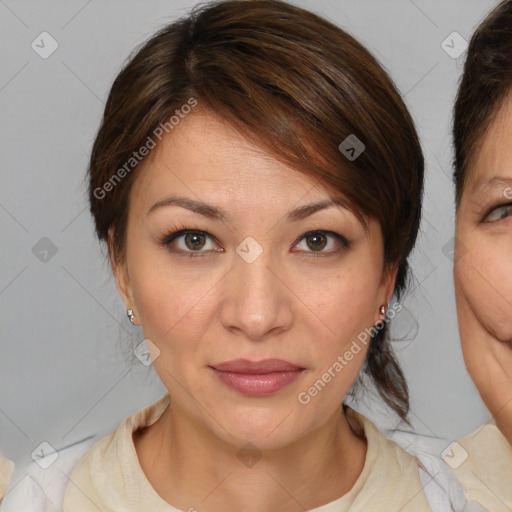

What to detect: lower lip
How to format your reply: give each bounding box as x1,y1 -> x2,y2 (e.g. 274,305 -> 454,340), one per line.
209,368 -> 304,396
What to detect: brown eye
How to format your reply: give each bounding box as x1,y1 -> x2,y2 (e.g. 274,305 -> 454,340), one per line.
306,233 -> 327,251
184,232 -> 207,250
292,230 -> 350,256
161,229 -> 220,256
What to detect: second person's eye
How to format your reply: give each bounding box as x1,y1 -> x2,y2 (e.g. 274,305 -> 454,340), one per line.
484,203 -> 512,223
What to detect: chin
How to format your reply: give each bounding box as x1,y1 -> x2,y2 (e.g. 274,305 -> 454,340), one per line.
214,409 -> 308,450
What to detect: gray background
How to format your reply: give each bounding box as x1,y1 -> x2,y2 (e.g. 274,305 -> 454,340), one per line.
0,0 -> 498,472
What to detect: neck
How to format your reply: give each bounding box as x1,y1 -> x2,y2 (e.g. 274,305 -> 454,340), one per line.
134,403 -> 367,512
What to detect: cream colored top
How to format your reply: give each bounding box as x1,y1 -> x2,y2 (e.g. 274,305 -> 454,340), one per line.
445,423 -> 512,512
0,457 -> 14,504
63,393 -> 432,511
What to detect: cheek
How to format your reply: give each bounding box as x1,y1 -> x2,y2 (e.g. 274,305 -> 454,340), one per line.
318,273 -> 378,333
292,264 -> 381,405
456,236 -> 512,342
126,238 -> 212,344
133,266 -> 214,345
301,258 -> 382,359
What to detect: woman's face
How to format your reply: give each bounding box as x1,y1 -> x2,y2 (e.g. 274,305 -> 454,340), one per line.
454,95 -> 512,443
113,110 -> 395,450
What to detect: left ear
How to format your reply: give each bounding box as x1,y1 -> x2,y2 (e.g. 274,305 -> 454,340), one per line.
375,262 -> 399,324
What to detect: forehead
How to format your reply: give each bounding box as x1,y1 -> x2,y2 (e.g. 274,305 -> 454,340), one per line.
130,110 -> 338,208
466,94 -> 512,193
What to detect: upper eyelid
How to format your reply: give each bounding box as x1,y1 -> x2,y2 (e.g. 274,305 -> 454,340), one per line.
486,201 -> 512,213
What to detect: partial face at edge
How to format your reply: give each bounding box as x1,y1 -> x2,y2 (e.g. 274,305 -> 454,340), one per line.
112,110 -> 396,450
454,93 -> 512,443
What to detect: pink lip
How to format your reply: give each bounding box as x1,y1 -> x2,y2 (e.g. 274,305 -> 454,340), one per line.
209,359 -> 305,396
211,358 -> 303,373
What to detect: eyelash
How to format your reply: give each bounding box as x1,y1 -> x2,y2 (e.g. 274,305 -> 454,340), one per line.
159,223 -> 351,259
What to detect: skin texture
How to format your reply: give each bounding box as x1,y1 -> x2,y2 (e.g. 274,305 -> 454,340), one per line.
454,93 -> 512,444
111,109 -> 397,512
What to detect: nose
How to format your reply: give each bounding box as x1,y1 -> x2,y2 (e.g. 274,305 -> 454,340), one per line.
219,246 -> 294,341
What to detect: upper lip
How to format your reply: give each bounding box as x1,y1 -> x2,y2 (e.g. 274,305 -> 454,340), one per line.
210,358 -> 304,374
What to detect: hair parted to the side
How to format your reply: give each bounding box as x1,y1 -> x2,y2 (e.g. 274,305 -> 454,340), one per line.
453,0 -> 512,207
88,0 -> 424,421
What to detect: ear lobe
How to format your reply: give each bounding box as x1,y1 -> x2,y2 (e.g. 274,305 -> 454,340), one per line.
372,264 -> 398,326
376,263 -> 398,322
107,227 -> 134,309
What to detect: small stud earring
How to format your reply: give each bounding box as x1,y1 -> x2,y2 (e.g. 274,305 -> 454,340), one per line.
379,305 -> 387,317
127,309 -> 135,325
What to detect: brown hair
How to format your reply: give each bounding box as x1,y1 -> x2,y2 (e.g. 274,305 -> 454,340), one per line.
453,0 -> 512,206
88,0 -> 424,420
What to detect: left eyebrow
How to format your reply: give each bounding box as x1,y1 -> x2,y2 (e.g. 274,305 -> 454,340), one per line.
287,198 -> 347,221
473,176 -> 512,192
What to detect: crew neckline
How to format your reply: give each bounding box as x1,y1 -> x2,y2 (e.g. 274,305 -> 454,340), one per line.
122,393 -> 382,512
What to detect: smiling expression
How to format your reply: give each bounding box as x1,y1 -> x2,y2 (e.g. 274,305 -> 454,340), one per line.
454,94 -> 512,441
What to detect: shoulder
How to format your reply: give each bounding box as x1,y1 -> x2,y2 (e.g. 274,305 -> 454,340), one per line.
1,394 -> 170,512
63,393 -> 171,512
0,456 -> 15,504
62,431 -> 120,512
358,412 -> 489,512
351,409 -> 422,470
445,424 -> 512,512
0,436 -> 100,512
61,407 -> 143,512
347,409 -> 433,511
